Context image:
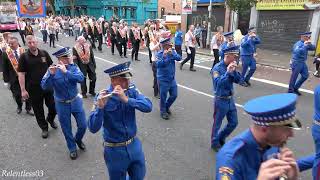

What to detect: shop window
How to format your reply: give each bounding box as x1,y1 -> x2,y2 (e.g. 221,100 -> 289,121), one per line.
122,8 -> 127,18
130,8 -> 136,18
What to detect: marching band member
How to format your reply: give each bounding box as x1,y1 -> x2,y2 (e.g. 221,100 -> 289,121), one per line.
3,37 -> 33,115
41,47 -> 87,160
88,61 -> 152,180
210,45 -> 241,152
156,37 -> 182,120
240,27 -> 261,87
219,32 -> 235,63
288,31 -> 315,95
73,36 -> 97,98
216,93 -> 301,180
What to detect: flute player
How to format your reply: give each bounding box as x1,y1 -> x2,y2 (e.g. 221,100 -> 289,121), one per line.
88,61 -> 152,180
216,93 -> 306,180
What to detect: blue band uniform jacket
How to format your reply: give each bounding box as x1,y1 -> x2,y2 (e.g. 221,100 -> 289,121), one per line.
41,64 -> 84,101
88,84 -> 152,143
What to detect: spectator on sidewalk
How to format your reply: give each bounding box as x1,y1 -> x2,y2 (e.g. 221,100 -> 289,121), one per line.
313,53 -> 320,77
180,25 -> 197,72
174,24 -> 183,57
210,26 -> 224,69
201,22 -> 207,48
194,24 -> 201,48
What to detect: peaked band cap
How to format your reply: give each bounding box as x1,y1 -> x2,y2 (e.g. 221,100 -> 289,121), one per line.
244,93 -> 301,129
223,32 -> 234,37
299,31 -> 312,36
104,61 -> 132,78
160,37 -> 171,45
248,27 -> 256,32
52,47 -> 71,58
223,45 -> 240,55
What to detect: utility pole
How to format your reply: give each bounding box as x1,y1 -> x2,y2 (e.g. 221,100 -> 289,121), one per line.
206,0 -> 212,48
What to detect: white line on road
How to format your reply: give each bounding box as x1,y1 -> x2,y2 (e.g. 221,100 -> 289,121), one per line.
132,49 -> 314,94
36,36 -> 314,95
36,36 -> 244,107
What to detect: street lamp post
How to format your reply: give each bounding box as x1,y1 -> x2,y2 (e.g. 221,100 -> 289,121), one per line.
206,0 -> 212,49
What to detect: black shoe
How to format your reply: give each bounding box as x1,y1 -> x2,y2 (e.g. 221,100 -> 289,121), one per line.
245,81 -> 251,86
211,145 -> 221,152
42,130 -> 49,139
50,122 -> 58,129
135,59 -> 140,61
240,82 -> 249,87
180,64 -> 183,70
124,56 -> 128,58
76,140 -> 86,151
26,110 -> 34,116
189,68 -> 196,72
89,92 -> 96,96
53,46 -> 56,48
294,89 -> 302,96
70,151 -> 78,160
154,95 -> 160,99
16,107 -> 22,114
112,53 -> 114,55
120,55 -> 123,58
82,94 -> 88,98
220,139 -> 226,146
161,113 -> 170,120
166,109 -> 172,115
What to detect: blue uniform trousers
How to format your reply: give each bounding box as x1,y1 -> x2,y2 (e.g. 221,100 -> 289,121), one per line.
241,55 -> 256,82
55,97 -> 87,152
104,138 -> 146,180
211,97 -> 238,147
312,123 -> 320,180
288,62 -> 309,92
159,79 -> 178,115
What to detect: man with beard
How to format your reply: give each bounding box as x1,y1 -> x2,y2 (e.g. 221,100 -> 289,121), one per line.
216,93 -> 301,180
18,35 -> 57,139
73,36 -> 96,98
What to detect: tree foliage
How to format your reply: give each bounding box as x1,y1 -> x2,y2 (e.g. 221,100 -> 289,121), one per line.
225,0 -> 258,15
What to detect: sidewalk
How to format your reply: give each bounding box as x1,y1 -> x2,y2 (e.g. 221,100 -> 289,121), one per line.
196,48 -> 315,70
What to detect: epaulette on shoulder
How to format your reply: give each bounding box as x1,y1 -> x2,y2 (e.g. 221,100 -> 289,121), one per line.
221,140 -> 245,159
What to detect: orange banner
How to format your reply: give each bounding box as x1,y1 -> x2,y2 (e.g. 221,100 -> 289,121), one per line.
17,0 -> 46,18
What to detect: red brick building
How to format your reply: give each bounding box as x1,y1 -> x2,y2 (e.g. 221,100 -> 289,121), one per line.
158,0 -> 182,18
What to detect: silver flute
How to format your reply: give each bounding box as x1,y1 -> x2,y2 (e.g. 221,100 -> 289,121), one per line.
98,86 -> 134,99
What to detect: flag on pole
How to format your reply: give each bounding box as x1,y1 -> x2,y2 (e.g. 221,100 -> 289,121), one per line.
16,0 -> 46,18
